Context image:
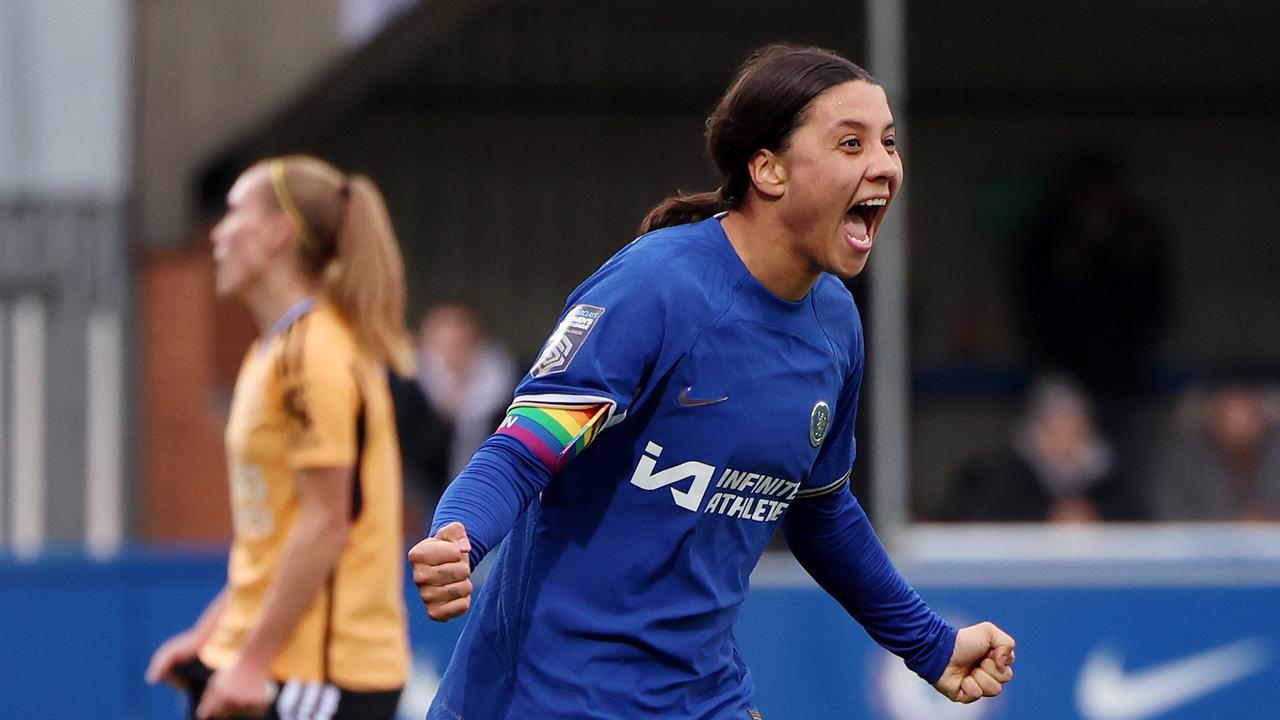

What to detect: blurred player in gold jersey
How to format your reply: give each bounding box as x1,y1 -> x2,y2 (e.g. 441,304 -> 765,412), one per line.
147,155 -> 413,720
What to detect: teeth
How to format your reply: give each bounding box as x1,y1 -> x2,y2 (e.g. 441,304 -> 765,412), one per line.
855,198 -> 887,207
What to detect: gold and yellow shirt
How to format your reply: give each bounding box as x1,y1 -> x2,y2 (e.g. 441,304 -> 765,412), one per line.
200,300 -> 408,690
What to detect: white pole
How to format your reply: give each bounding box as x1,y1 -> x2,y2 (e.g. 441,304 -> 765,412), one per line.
0,300 -> 6,543
867,0 -> 910,546
10,294 -> 46,556
86,306 -> 123,557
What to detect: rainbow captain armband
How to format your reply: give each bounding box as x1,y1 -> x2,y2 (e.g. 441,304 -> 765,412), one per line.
495,400 -> 612,473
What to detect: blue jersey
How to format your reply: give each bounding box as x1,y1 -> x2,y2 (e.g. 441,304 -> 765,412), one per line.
429,216 -> 864,720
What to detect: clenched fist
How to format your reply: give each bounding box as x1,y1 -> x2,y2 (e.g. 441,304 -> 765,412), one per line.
408,521 -> 473,622
934,621 -> 1016,703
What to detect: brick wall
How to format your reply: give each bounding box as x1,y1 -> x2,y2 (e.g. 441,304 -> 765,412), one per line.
138,242 -> 254,541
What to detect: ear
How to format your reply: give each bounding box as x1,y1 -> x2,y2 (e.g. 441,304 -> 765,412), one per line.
747,149 -> 788,199
265,210 -> 298,257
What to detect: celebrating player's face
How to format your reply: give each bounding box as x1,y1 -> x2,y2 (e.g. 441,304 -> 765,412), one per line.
777,80 -> 901,278
211,167 -> 284,298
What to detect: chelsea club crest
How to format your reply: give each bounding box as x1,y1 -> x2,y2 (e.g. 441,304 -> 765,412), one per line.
809,401 -> 831,447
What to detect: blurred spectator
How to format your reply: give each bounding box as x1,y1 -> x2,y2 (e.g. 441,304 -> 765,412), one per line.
945,376 -> 1142,523
1013,153 -> 1171,493
1153,376 -> 1280,522
1014,153 -> 1171,396
387,367 -> 452,537
413,304 -> 518,495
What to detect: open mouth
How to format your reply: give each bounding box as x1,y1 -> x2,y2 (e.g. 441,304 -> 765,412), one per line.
843,197 -> 887,251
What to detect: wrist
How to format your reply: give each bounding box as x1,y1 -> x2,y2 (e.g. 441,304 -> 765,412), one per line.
233,641 -> 276,672
187,614 -> 223,649
175,626 -> 209,655
919,620 -> 960,685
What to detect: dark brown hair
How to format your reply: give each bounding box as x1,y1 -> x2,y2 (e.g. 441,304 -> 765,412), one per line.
639,44 -> 874,234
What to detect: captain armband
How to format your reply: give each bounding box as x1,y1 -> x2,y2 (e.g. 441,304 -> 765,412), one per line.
494,401 -> 612,473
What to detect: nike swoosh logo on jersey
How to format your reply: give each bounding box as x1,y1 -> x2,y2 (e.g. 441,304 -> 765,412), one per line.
1076,638 -> 1270,720
677,386 -> 729,407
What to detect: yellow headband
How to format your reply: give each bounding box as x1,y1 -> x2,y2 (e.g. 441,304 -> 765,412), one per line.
268,159 -> 320,252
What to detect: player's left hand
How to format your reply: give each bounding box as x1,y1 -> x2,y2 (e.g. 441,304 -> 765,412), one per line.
195,658 -> 276,719
933,621 -> 1016,704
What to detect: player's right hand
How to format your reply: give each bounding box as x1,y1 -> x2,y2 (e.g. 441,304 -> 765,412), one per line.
145,629 -> 202,689
408,521 -> 473,622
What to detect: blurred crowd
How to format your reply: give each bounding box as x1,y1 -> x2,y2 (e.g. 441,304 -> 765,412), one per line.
389,304 -> 519,536
944,153 -> 1280,525
389,155 -> 1279,530
946,372 -> 1280,524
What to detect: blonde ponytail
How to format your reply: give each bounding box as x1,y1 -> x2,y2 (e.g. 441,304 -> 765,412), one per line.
327,175 -> 413,375
261,155 -> 412,374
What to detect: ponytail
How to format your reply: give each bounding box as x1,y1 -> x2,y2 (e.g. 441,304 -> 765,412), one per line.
637,190 -> 728,235
261,155 -> 412,375
327,176 -> 413,375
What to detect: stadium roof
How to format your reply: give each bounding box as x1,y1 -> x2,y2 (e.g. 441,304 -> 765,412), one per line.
194,0 -> 868,214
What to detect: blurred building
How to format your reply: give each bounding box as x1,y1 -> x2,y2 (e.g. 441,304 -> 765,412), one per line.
0,0 -> 130,553
141,0 -> 873,540
897,1 -> 1280,517
3,0 -> 1279,551
185,0 -> 1280,527
4,3 -> 1280,719
132,0 -> 350,541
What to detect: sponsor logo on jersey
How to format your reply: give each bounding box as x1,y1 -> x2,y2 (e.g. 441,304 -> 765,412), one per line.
229,463 -> 275,539
629,441 -> 799,523
629,441 -> 715,512
676,386 -> 730,407
530,304 -> 605,378
809,400 -> 831,447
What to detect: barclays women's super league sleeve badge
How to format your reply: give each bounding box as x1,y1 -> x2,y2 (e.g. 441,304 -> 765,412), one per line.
809,401 -> 831,447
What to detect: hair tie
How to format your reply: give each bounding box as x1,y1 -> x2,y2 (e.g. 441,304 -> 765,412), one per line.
269,158 -> 320,253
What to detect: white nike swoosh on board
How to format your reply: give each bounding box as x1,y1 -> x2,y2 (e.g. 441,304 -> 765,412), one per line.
1076,638 -> 1269,720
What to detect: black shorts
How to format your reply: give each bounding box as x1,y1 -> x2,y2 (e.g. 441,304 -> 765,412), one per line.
172,659 -> 402,720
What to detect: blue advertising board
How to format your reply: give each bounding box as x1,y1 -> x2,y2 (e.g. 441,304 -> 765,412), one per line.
735,583 -> 1277,720
2,539 -> 1277,720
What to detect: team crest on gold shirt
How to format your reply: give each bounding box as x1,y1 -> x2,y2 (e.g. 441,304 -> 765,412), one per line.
809,401 -> 831,447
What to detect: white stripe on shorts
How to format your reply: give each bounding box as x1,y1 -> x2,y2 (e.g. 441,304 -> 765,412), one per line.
297,682 -> 322,720
277,681 -> 302,720
314,684 -> 341,720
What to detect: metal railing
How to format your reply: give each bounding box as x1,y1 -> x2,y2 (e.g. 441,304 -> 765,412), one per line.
0,196 -> 128,556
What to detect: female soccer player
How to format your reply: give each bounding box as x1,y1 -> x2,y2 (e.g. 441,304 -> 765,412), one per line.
147,155 -> 412,720
410,45 -> 1016,719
